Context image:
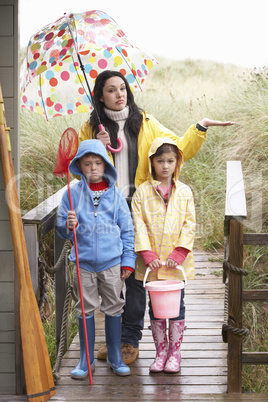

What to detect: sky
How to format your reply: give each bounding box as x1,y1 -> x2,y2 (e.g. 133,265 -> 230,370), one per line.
20,0 -> 267,69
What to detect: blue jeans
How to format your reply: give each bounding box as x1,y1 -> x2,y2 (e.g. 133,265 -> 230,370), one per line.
121,273 -> 146,348
121,273 -> 185,347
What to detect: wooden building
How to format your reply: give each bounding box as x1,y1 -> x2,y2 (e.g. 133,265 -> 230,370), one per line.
0,0 -> 21,395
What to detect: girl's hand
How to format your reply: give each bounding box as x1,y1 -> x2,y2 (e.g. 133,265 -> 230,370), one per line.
148,258 -> 162,272
96,129 -> 111,147
66,210 -> 78,230
166,258 -> 178,269
199,118 -> 237,128
121,270 -> 132,280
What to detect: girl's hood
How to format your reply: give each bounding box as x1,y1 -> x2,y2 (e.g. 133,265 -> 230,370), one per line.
69,139 -> 117,185
148,137 -> 184,182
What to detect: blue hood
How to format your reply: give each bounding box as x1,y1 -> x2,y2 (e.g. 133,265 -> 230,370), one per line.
69,139 -> 117,185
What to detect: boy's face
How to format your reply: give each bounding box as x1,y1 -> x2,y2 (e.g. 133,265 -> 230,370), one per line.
77,154 -> 106,183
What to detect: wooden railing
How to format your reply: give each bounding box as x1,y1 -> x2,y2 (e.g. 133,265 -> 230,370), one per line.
223,161 -> 268,393
22,181 -> 78,360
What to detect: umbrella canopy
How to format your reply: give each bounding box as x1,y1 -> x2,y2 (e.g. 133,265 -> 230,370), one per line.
20,10 -> 158,119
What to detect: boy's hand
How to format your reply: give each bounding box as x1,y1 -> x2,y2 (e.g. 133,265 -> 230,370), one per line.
148,258 -> 162,272
121,269 -> 132,280
66,210 -> 78,230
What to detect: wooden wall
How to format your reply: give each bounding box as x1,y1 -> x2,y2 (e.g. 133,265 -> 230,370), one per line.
0,0 -> 21,394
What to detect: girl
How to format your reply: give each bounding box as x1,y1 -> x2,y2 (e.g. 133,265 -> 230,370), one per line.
78,70 -> 236,364
131,137 -> 196,373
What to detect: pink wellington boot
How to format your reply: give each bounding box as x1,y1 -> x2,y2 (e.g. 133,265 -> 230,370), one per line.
164,319 -> 185,373
149,319 -> 168,372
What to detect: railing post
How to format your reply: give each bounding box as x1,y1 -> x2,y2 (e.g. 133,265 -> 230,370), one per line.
227,218 -> 244,393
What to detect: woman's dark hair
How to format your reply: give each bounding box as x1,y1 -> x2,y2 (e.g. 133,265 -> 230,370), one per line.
89,71 -> 143,148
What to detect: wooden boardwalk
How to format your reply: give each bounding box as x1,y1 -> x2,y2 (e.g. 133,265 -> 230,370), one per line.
51,250 -> 231,401
2,251 -> 267,401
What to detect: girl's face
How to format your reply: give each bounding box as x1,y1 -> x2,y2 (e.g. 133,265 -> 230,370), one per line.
77,154 -> 106,183
151,151 -> 177,184
100,76 -> 127,111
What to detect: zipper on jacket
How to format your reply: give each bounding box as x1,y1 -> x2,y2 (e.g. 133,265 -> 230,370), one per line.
94,206 -> 97,217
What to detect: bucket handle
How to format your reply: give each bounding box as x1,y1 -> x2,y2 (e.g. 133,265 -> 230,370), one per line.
143,262 -> 187,288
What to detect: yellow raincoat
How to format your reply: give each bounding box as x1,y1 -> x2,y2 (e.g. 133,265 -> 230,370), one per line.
78,112 -> 206,188
132,137 -> 196,283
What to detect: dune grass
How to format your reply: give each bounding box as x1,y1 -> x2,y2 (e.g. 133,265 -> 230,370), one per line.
20,58 -> 268,391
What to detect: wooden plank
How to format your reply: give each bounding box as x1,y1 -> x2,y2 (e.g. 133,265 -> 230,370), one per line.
0,252 -> 14,281
0,282 -> 14,311
61,358 -> 227,369
0,312 -> 14,343
242,352 -> 268,365
243,233 -> 268,245
0,5 -> 13,36
0,36 -> 13,66
0,221 -> 12,250
0,189 -> 9,218
225,161 -> 247,219
243,289 -> 268,302
0,67 -> 13,97
0,343 -> 15,372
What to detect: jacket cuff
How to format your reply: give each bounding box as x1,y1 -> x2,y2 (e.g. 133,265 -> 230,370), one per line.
121,266 -> 134,273
196,122 -> 208,132
140,250 -> 159,266
168,247 -> 189,265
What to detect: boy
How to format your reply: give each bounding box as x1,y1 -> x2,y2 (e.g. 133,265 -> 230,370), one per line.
56,139 -> 136,377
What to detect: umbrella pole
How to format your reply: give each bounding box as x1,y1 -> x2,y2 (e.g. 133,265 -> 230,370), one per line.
67,169 -> 93,385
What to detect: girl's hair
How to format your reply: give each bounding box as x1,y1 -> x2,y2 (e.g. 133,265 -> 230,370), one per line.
150,143 -> 180,180
151,143 -> 179,159
89,71 -> 143,148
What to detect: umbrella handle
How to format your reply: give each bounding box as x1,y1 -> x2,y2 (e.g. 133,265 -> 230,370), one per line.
143,262 -> 187,287
98,124 -> 123,153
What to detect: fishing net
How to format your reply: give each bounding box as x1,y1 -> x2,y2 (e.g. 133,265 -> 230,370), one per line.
53,128 -> 79,177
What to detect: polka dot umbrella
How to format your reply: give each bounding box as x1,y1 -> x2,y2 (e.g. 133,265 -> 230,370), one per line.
20,10 -> 158,120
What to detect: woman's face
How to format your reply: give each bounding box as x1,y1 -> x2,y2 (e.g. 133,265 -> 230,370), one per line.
100,76 -> 127,111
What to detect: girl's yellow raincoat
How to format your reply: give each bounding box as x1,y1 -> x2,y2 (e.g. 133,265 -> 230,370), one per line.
132,137 -> 196,282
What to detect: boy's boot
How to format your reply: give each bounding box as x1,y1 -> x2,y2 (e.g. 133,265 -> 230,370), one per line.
105,314 -> 130,376
71,315 -> 95,379
164,319 -> 185,373
149,319 -> 168,372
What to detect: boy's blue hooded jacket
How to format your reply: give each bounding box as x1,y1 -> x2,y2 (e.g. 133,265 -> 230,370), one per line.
55,139 -> 136,272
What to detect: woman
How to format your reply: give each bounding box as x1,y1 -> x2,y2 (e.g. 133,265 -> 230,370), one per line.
78,70 -> 236,364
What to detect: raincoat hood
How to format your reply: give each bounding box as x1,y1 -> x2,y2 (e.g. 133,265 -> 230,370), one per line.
148,137 -> 184,182
69,139 -> 117,185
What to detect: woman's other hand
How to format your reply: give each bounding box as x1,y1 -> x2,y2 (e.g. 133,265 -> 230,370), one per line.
199,118 -> 237,128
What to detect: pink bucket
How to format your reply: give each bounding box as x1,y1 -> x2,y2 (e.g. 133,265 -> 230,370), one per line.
144,264 -> 187,319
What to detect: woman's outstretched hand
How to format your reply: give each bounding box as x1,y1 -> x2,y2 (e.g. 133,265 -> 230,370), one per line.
199,118 -> 237,128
